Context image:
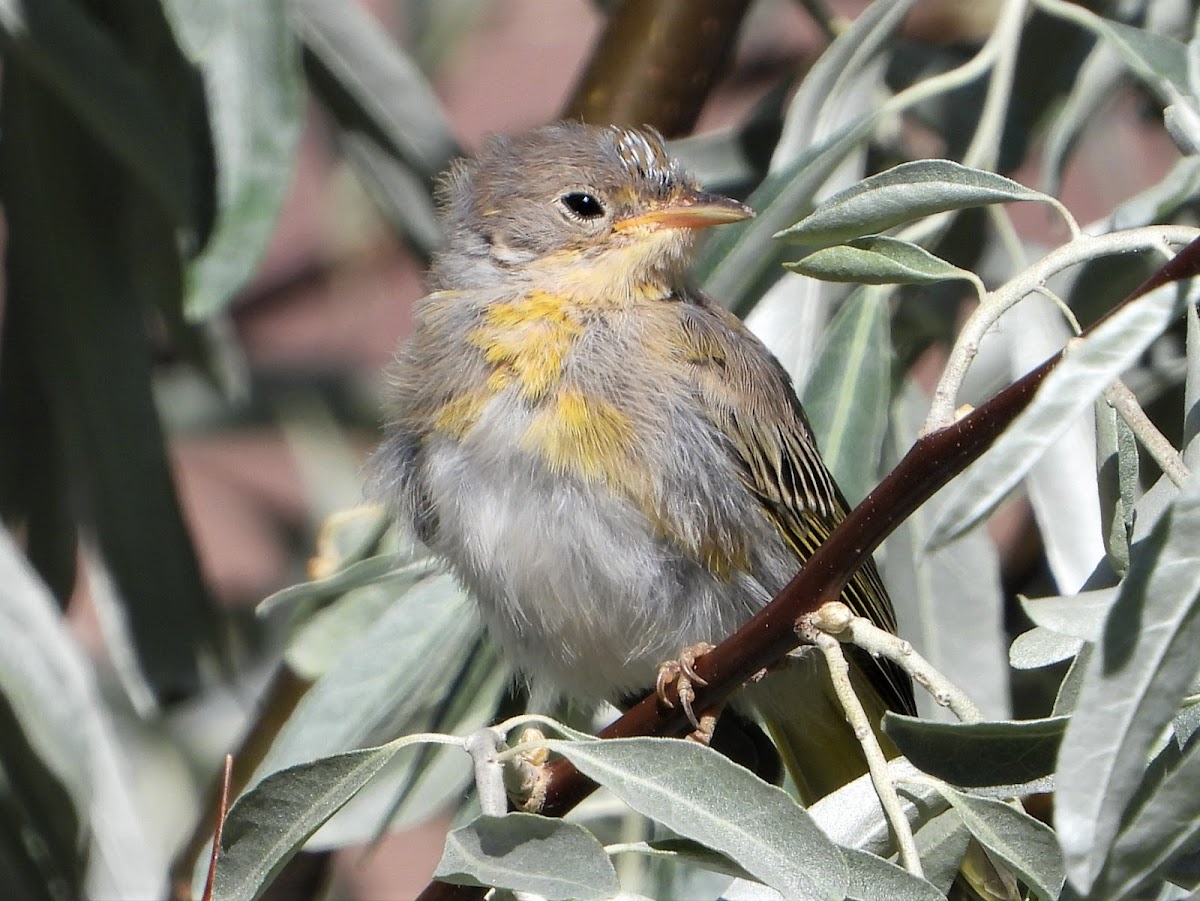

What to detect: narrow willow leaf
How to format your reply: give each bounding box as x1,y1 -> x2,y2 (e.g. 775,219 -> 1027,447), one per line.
1052,645 -> 1090,715
929,283 -> 1186,549
914,810 -> 971,897
164,0 -> 303,319
802,288 -> 891,503
1184,300 -> 1200,469
617,837 -> 756,881
1019,588 -> 1119,642
1041,41 -> 1125,198
698,0 -> 915,313
0,528 -> 159,898
295,0 -> 456,254
885,382 -> 1010,719
255,574 -> 477,781
258,552 -> 426,616
1009,627 -> 1082,670
772,0 -> 917,165
212,741 -> 415,901
1095,397 -> 1136,576
1094,17 -> 1189,101
435,814 -> 618,900
546,737 -> 848,899
1095,729 -> 1200,899
936,786 -> 1065,901
809,759 -> 947,856
844,848 -> 945,901
786,236 -> 978,287
1009,293 -> 1105,593
1056,472 -> 1200,893
776,160 -> 1047,246
884,715 -> 1066,789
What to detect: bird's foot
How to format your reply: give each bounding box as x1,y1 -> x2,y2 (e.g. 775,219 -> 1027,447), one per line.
656,641 -> 717,741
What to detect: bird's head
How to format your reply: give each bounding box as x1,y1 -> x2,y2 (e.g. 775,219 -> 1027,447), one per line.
430,123 -> 753,300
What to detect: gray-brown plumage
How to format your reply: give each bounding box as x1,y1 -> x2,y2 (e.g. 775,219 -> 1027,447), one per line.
372,122 -> 913,801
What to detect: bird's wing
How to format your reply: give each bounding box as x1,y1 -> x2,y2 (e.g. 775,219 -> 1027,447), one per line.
677,294 -> 916,716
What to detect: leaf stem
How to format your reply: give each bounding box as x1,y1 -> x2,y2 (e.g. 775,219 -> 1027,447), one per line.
926,225 -> 1200,432
799,609 -> 923,877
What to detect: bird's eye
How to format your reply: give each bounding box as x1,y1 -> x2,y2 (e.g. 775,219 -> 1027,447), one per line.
560,192 -> 605,220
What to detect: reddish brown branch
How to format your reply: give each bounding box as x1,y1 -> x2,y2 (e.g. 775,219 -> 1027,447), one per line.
563,0 -> 754,136
416,237 -> 1200,901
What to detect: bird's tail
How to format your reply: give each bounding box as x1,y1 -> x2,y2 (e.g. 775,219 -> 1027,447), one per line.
745,649 -> 897,805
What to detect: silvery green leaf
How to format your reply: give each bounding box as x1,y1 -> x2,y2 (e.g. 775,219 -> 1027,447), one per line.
1041,40 -> 1126,197
1009,627 -> 1082,670
809,758 -> 947,855
775,160 -> 1047,246
1008,292 -> 1105,593
164,0 -> 303,319
884,715 -> 1066,789
786,236 -> 978,286
1020,588 -> 1119,642
211,741 -> 409,901
1110,156 -> 1200,231
435,813 -> 619,900
1056,473 -> 1200,893
255,573 -> 477,781
935,785 -> 1065,901
294,0 -> 457,255
843,848 -> 945,901
699,0 -> 914,314
545,737 -> 848,899
698,117 -> 874,314
305,741 -> 470,850
1095,396 -> 1136,575
258,552 -> 425,616
282,562 -> 437,678
1089,16 -> 1189,102
1184,299 -> 1200,469
1053,645 -> 1090,715
802,288 -> 891,503
615,837 -> 755,882
885,382 -> 1010,719
0,0 -> 200,226
771,0 -> 917,165
0,528 -> 159,898
929,283 -> 1186,548
1091,727 -> 1200,899
914,810 -> 971,897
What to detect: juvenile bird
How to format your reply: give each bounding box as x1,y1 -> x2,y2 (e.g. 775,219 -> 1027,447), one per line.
372,122 -> 913,801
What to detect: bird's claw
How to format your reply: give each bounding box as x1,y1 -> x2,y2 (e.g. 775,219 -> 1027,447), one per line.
656,641 -> 716,734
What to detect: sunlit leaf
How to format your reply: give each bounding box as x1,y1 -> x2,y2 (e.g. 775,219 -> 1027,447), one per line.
802,288 -> 891,503
546,737 -> 848,899
164,0 -> 303,319
787,236 -> 978,287
935,786 -> 1065,901
776,160 -> 1047,246
1056,472 -> 1200,893
929,283 -> 1186,548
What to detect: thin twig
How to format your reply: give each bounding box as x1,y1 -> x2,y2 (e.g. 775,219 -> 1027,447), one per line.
1104,379 -> 1192,487
925,225 -> 1200,432
811,602 -> 984,725
799,610 -> 923,877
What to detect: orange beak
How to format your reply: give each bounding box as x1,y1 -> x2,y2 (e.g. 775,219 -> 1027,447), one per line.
614,191 -> 755,232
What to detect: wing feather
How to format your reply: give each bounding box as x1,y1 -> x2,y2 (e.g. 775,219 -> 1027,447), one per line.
678,293 -> 916,716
